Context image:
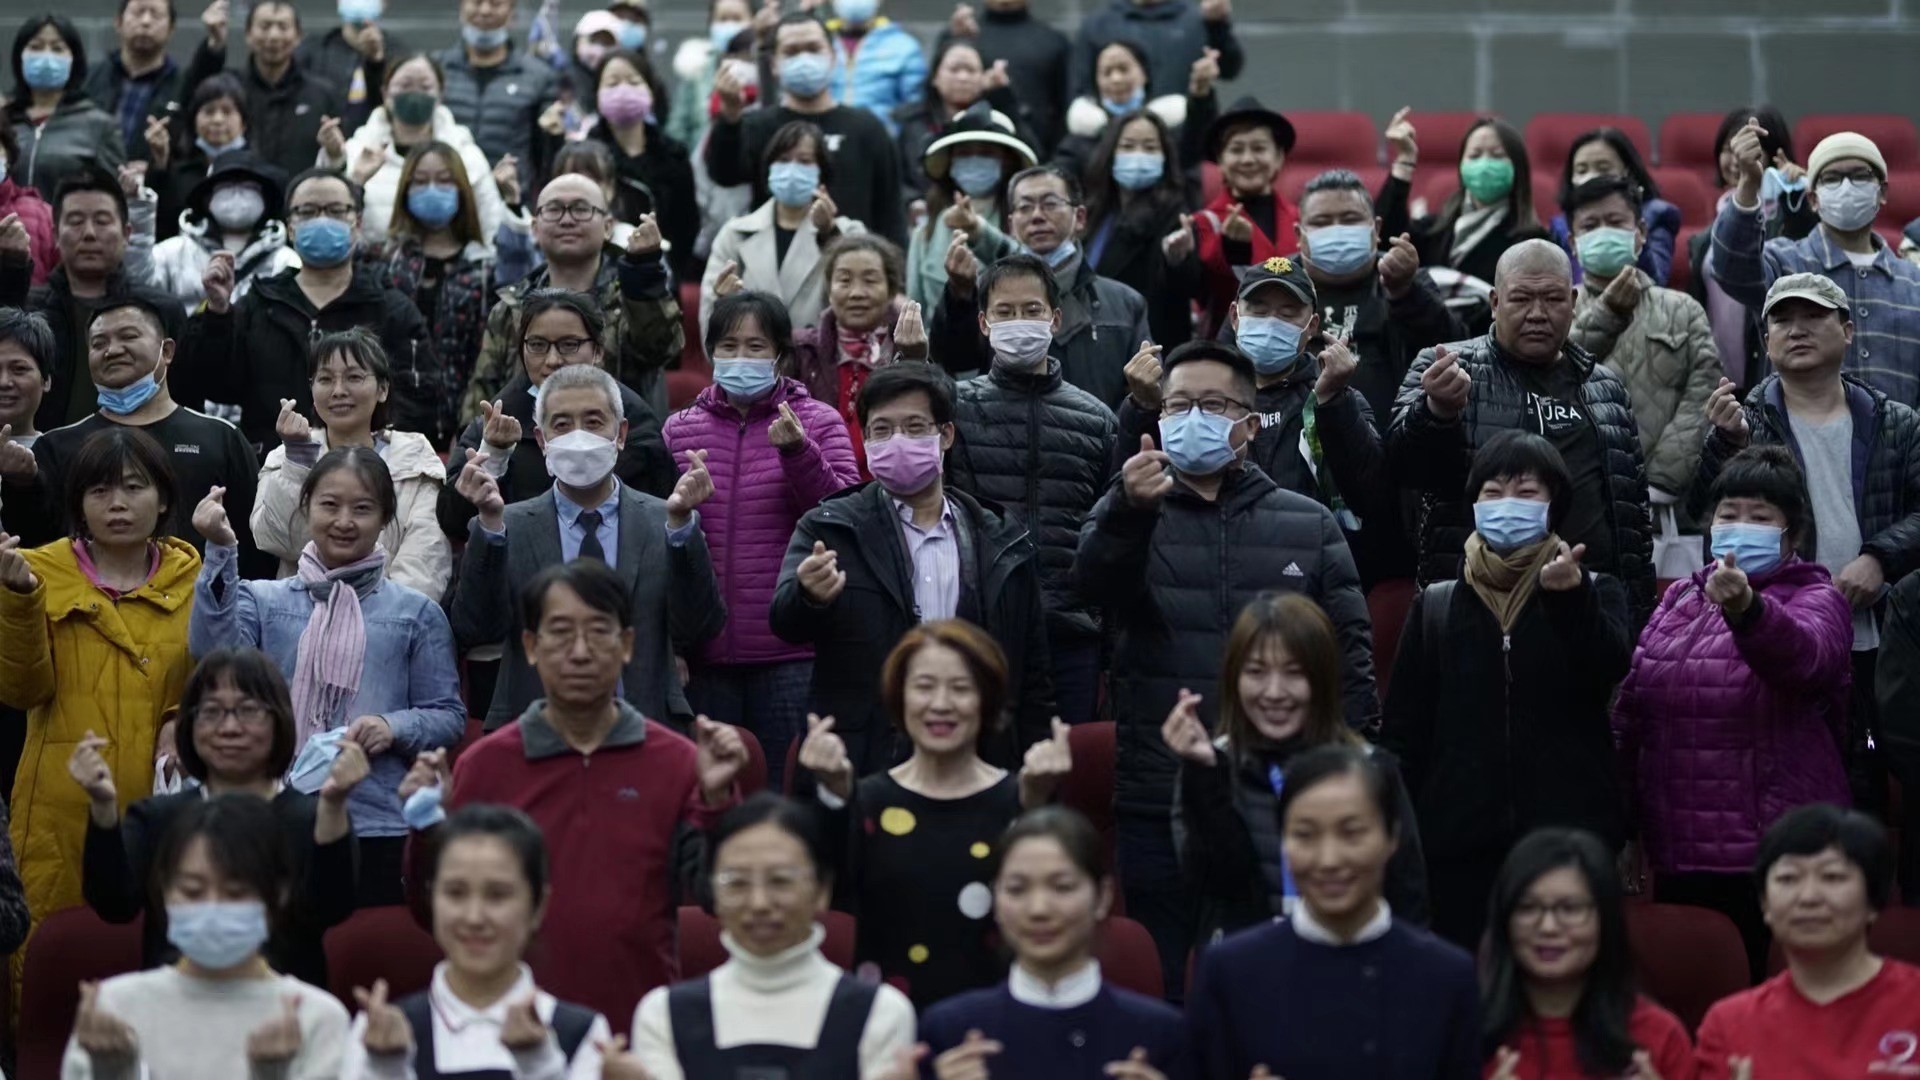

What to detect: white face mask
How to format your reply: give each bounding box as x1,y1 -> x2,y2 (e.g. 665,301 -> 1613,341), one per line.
543,428 -> 619,488
207,185 -> 266,231
987,318 -> 1053,368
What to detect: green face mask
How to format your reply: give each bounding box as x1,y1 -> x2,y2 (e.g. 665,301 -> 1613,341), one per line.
1460,156 -> 1515,203
1575,225 -> 1638,278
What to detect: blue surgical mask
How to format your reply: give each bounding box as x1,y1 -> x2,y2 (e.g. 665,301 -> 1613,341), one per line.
1710,522 -> 1785,576
1304,223 -> 1376,276
1236,316 -> 1304,376
836,0 -> 879,23
1761,166 -> 1807,205
1112,151 -> 1164,191
1472,496 -> 1551,553
402,783 -> 447,829
768,161 -> 820,208
713,358 -> 778,402
285,727 -> 348,795
96,372 -> 162,416
338,0 -> 382,23
1816,177 -> 1881,233
407,183 -> 461,228
195,134 -> 248,159
1102,87 -> 1145,117
949,154 -> 1004,198
22,51 -> 73,91
461,22 -> 511,50
1158,407 -> 1238,476
1025,240 -> 1077,269
166,900 -> 270,970
780,52 -> 833,98
617,21 -> 648,49
294,216 -> 354,266
709,20 -> 749,51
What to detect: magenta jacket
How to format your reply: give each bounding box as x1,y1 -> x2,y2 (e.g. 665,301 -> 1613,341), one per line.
1612,556 -> 1854,876
663,376 -> 860,666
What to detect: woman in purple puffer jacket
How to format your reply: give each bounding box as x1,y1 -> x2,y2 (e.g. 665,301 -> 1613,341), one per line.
1613,445 -> 1853,977
664,290 -> 861,789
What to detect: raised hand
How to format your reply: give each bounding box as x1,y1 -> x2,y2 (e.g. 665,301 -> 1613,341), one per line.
538,99 -> 568,137
1314,334 -> 1356,404
1105,1047 -> 1170,1080
1836,552 -> 1886,609
714,60 -> 748,122
1121,433 -> 1174,509
317,115 -> 346,162
1220,203 -> 1254,243
352,139 -> 390,185
1162,213 -> 1196,263
321,741 -> 371,803
1705,552 -> 1753,614
713,260 -> 744,298
455,449 -> 508,531
1705,377 -> 1750,446
798,712 -> 854,799
1124,339 -> 1164,409
629,213 -> 664,256
74,981 -> 139,1060
809,185 -> 839,234
796,539 -> 846,605
479,399 -> 522,450
982,59 -> 1010,92
598,1034 -> 656,1080
1772,148 -> 1806,187
666,448 -> 713,528
354,980 -> 412,1056
1420,345 -> 1470,420
202,0 -> 229,48
144,114 -> 172,170
492,154 -> 521,206
193,486 -> 237,546
1019,717 -> 1073,808
1188,47 -> 1221,98
0,213 -> 29,259
1385,106 -> 1417,169
1377,232 -> 1417,297
945,230 -> 978,298
894,299 -> 929,358
1539,541 -> 1587,592
1599,265 -> 1644,315
1200,0 -> 1231,21
276,398 -> 312,446
498,994 -> 548,1050
942,192 -> 981,236
0,532 -> 36,593
1160,688 -> 1214,766
245,994 -> 303,1064
346,714 -> 395,756
203,249 -> 236,313
694,716 -> 748,804
0,424 -> 36,480
68,731 -> 117,804
396,748 -> 449,804
948,2 -> 979,38
1488,1047 -> 1520,1080
932,1028 -> 1002,1080
768,401 -> 805,450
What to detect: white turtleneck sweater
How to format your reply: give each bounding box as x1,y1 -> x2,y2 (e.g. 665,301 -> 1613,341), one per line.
629,924 -> 917,1080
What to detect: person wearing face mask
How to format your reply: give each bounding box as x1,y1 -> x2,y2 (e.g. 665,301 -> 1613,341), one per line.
1691,273 -> 1920,884
1565,175 -> 1726,513
1382,430 -> 1632,951
1709,124 -> 1920,409
894,40 -> 1034,204
1164,593 -> 1428,947
135,75 -> 260,246
1074,339 -> 1377,996
296,0 -> 409,133
818,0 -> 926,137
707,12 -> 906,244
1545,128 -> 1679,287
435,0 -> 559,197
945,255 -> 1116,728
77,647 -> 364,990
1079,107 -> 1202,350
5,16 -> 128,194
451,362 -> 725,731
663,291 -> 857,792
0,307 -> 58,548
560,10 -> 624,130
934,0 -> 1071,157
583,48 -> 702,283
60,795 -> 352,1078
903,101 -> 1033,313
142,153 -> 299,314
179,169 -> 443,451
1620,449 -> 1855,978
705,121 -> 870,336
772,362 -> 1055,776
667,0 -> 752,153
1054,41 -> 1218,194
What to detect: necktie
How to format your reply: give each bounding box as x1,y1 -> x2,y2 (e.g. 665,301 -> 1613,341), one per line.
576,509 -> 606,563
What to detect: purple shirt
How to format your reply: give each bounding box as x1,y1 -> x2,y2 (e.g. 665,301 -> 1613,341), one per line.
893,497 -> 958,622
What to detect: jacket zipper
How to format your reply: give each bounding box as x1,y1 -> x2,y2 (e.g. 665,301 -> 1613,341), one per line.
1503,630 -> 1517,837
726,418 -> 745,660
409,340 -> 422,390
1023,395 -> 1041,529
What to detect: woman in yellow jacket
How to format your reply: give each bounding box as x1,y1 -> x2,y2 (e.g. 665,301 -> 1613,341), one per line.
0,427 -> 199,946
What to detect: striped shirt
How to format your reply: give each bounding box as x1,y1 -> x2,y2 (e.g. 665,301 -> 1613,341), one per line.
1707,197 -> 1920,406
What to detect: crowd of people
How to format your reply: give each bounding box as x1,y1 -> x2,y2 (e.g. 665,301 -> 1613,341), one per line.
0,0 -> 1914,1076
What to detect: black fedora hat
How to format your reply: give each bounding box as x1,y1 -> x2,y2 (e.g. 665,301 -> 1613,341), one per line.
1205,96 -> 1296,162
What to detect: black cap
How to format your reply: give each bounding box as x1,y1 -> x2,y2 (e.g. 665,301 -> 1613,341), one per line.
185,152 -> 288,225
1206,96 -> 1296,162
1234,255 -> 1315,307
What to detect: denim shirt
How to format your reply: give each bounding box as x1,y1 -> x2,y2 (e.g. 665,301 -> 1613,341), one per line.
187,543 -> 467,837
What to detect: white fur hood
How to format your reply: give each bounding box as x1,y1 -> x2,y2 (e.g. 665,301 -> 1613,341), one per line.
1066,93 -> 1189,139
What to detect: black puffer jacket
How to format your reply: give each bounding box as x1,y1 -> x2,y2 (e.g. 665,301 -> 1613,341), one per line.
1086,193 -> 1203,350
932,257 -> 1152,410
1388,334 -> 1656,624
1073,463 -> 1378,819
947,361 -> 1118,644
1689,373 -> 1920,581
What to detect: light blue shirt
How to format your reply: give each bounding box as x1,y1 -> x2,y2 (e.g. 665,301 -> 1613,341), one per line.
554,481 -> 623,565
893,496 -> 959,622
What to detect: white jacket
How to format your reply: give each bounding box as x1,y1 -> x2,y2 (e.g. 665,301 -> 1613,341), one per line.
250,429 -> 453,602
1064,93 -> 1189,140
150,214 -> 301,312
700,198 -> 867,337
322,104 -> 528,255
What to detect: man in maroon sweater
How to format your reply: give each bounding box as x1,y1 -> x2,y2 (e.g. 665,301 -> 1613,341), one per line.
402,559 -> 747,1034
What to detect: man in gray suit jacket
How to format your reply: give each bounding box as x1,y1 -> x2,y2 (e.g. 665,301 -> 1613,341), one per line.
452,365 -> 726,730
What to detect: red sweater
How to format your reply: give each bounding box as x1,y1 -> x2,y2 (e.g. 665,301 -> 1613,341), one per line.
1483,996 -> 1694,1079
409,705 -> 730,1034
1695,959 -> 1920,1079
1192,184 -> 1300,339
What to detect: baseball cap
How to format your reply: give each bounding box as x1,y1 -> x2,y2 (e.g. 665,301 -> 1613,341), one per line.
1761,272 -> 1851,319
1234,255 -> 1316,307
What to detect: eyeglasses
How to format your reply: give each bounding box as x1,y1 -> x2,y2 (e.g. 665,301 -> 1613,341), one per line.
288,203 -> 356,223
1010,195 -> 1075,218
535,624 -> 623,652
1161,395 -> 1251,419
866,419 -> 937,441
1818,170 -> 1879,188
1512,898 -> 1597,928
192,701 -> 273,728
712,867 -> 815,906
536,201 -> 610,223
313,370 -> 375,390
523,336 -> 595,357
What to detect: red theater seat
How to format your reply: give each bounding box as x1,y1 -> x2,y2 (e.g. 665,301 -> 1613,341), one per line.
1627,903 -> 1749,1033
1526,114 -> 1653,176
1877,168 -> 1920,233
1366,579 -> 1417,693
1668,227 -> 1704,295
1060,722 -> 1121,916
1795,114 -> 1920,171
324,905 -> 443,1008
1287,111 -> 1381,168
1093,916 -> 1163,999
1659,111 -> 1730,174
18,907 -> 145,1080
1650,168 -> 1717,229
678,906 -> 856,978
1403,112 -> 1496,163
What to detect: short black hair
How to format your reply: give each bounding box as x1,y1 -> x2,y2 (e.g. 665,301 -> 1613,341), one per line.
518,287 -> 606,358
1161,339 -> 1257,403
0,307 -> 56,379
978,253 -> 1061,311
1561,173 -> 1644,220
10,16 -> 88,102
856,361 -> 954,429
186,71 -> 249,130
1754,803 -> 1895,912
551,139 -> 617,190
310,328 -> 391,429
300,445 -> 398,529
1276,743 -> 1401,839
150,794 -> 293,939
117,0 -> 178,23
1007,163 -> 1083,207
775,9 -> 827,36
53,167 -> 129,226
1559,127 -> 1660,208
520,559 -> 633,632
1707,444 -> 1814,551
244,0 -> 301,33
710,792 -> 834,884
88,295 -> 172,342
986,804 -> 1107,887
176,648 -> 298,783
286,167 -> 362,213
65,426 -> 177,540
432,803 -> 551,898
1465,429 -> 1574,533
1300,168 -> 1375,212
706,290 -> 794,361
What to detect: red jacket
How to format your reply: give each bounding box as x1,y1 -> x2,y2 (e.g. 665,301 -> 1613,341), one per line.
1695,960 -> 1920,1079
0,179 -> 56,285
1192,184 -> 1299,338
408,701 -> 732,1034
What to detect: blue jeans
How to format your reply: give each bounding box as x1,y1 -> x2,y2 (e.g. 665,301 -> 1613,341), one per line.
688,660 -> 813,794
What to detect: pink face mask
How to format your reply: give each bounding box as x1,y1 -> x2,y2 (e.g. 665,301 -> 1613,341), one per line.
865,432 -> 943,496
598,83 -> 654,127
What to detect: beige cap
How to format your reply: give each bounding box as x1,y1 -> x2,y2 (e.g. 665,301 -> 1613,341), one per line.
1762,272 -> 1851,318
1807,132 -> 1888,183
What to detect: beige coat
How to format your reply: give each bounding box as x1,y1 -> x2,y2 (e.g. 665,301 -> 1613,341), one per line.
1571,268 -> 1728,496
249,430 -> 453,601
700,198 -> 867,338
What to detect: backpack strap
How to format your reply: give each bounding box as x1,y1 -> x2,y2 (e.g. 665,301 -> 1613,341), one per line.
548,1000 -> 599,1063
666,977 -> 721,1073
797,975 -> 880,1080
396,992 -> 440,1080
1423,579 -> 1456,672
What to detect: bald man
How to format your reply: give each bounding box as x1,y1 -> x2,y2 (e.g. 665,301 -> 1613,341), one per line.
1386,238 -> 1656,623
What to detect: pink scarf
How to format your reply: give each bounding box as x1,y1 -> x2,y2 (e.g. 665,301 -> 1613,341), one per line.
289,542 -> 386,751
835,320 -> 893,370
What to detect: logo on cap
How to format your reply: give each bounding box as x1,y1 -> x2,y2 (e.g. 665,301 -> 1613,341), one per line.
1264,256 -> 1292,274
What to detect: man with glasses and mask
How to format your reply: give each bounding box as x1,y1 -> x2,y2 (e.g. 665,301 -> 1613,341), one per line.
931,164 -> 1148,410
1073,336 -> 1376,999
452,362 -> 724,732
176,168 -> 439,452
1709,124 -> 1920,408
460,174 -> 685,425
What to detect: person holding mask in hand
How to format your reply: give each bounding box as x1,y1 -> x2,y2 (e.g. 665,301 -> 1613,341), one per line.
189,446 -> 466,906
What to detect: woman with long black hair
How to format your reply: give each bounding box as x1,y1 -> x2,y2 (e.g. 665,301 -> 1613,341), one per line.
1080,107 -> 1201,349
